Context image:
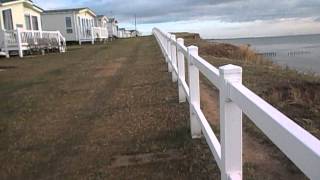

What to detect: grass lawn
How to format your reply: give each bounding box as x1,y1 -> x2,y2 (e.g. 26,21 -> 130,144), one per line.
0,37 -> 219,179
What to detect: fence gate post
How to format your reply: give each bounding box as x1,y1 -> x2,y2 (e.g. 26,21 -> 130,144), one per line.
167,36 -> 172,73
177,38 -> 186,103
219,64 -> 243,180
171,35 -> 178,82
16,28 -> 23,58
188,45 -> 202,138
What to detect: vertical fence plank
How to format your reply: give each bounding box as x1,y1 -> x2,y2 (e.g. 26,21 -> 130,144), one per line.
171,35 -> 178,82
177,38 -> 186,103
219,64 -> 243,180
188,45 -> 202,138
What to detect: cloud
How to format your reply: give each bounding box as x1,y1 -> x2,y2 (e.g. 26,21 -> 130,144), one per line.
33,0 -> 320,37
34,0 -> 320,24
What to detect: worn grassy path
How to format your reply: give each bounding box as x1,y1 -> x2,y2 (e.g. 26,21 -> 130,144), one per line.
0,37 -> 218,179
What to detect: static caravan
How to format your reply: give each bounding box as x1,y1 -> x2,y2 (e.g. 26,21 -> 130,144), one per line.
124,30 -> 131,38
0,0 -> 66,57
118,28 -> 125,38
107,17 -> 118,38
95,15 -> 109,40
129,30 -> 139,37
0,0 -> 42,31
96,15 -> 107,28
129,30 -> 136,37
42,8 -> 106,44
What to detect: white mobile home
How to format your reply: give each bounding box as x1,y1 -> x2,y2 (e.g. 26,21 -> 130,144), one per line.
118,28 -> 125,38
124,30 -> 131,38
0,0 -> 66,57
107,17 -> 118,38
95,15 -> 109,40
0,0 -> 42,31
42,8 -> 107,44
96,15 -> 108,28
128,30 -> 140,37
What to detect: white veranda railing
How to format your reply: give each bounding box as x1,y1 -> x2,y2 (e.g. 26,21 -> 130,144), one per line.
152,28 -> 320,180
1,28 -> 66,58
91,27 -> 108,44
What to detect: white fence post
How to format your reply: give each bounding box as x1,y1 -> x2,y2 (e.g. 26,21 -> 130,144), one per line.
171,35 -> 178,82
188,45 -> 202,138
16,28 -> 23,58
167,36 -> 172,72
219,64 -> 243,180
160,34 -> 165,55
177,38 -> 186,103
164,35 -> 168,63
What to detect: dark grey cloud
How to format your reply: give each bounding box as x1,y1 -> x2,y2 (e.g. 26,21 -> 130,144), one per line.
213,0 -> 320,22
42,0 -> 320,24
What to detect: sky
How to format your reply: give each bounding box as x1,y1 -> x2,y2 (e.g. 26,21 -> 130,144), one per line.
33,0 -> 320,39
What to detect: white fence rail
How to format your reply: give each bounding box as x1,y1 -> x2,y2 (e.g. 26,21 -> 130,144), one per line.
1,28 -> 66,58
152,28 -> 320,180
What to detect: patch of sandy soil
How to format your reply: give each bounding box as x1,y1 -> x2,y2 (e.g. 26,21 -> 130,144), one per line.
109,149 -> 184,168
94,57 -> 127,78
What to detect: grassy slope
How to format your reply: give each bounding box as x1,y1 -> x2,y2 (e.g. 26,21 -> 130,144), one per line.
178,33 -> 320,139
176,33 -> 319,179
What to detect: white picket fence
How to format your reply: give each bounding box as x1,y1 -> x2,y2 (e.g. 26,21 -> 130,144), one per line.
1,28 -> 66,58
153,28 -> 320,180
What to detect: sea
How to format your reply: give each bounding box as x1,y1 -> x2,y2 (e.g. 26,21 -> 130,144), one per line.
209,34 -> 320,75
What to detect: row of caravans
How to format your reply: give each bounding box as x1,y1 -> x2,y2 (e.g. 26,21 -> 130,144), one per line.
117,28 -> 141,38
0,0 -> 139,58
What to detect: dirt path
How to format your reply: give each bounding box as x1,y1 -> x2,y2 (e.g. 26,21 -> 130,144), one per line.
0,37 -> 219,179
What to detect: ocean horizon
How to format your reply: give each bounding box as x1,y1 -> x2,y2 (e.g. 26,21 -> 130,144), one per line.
208,33 -> 320,75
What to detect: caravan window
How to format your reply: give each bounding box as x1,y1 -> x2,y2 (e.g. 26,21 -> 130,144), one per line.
2,9 -> 13,30
65,17 -> 73,33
